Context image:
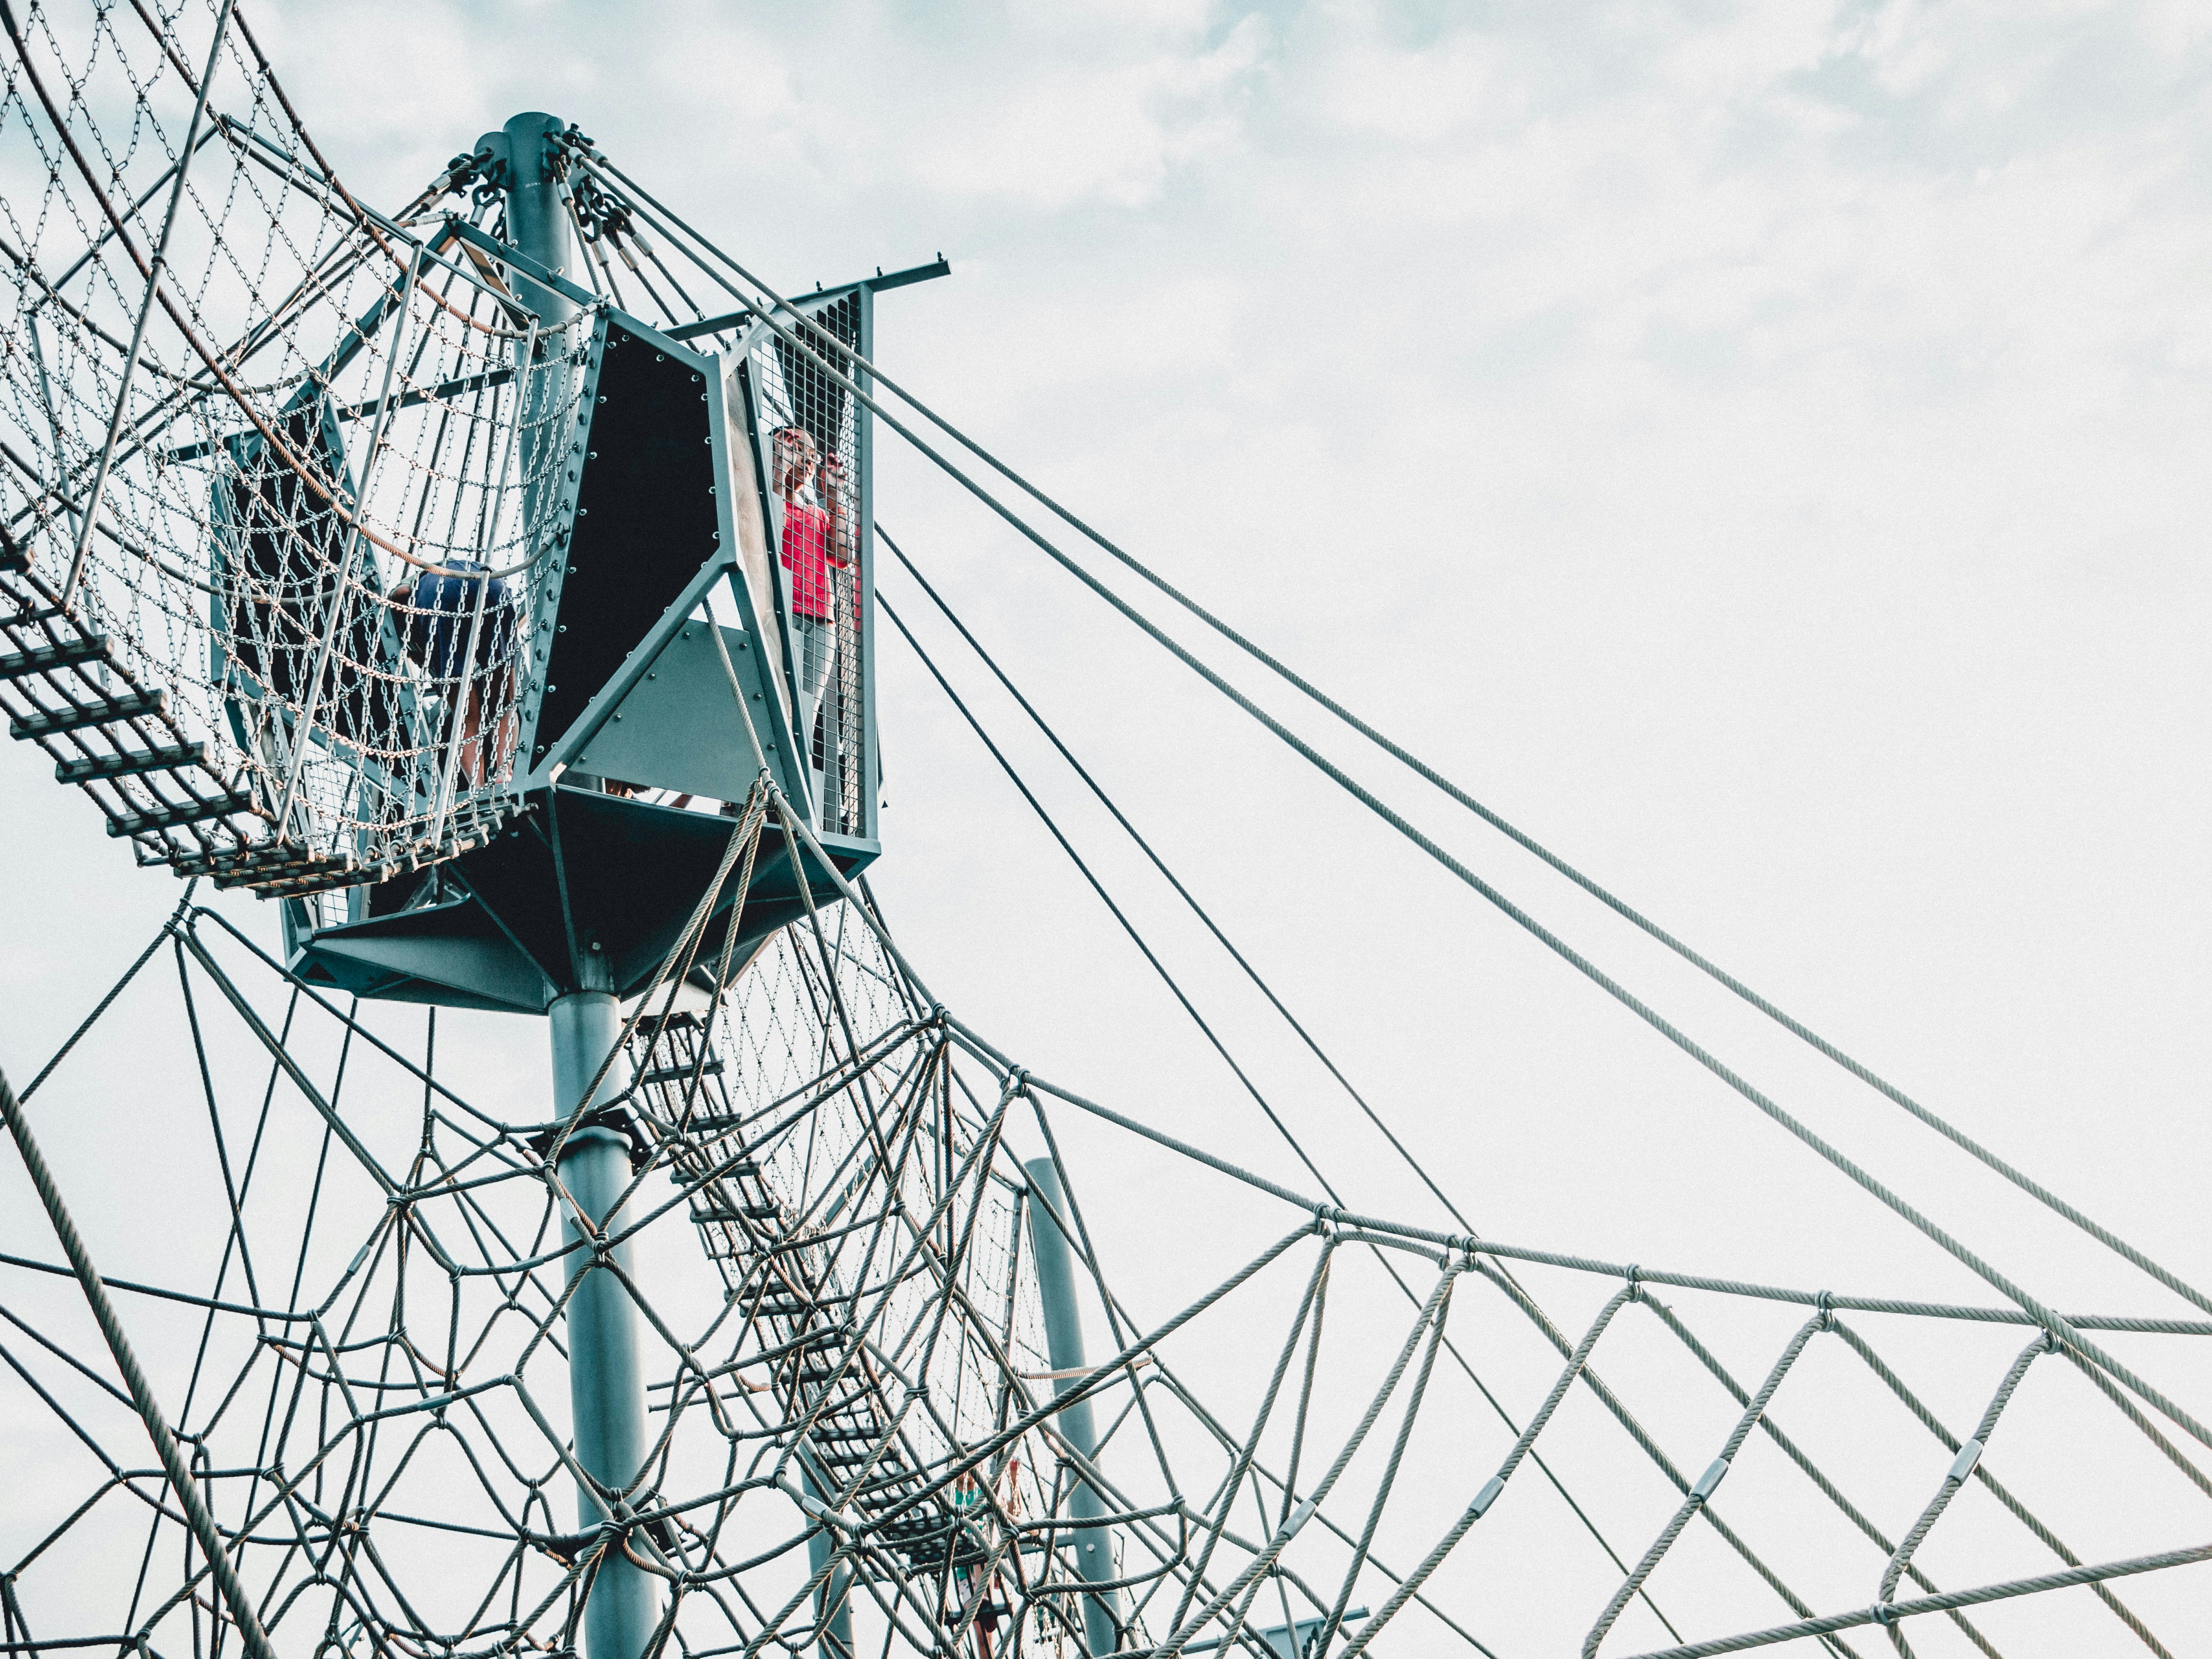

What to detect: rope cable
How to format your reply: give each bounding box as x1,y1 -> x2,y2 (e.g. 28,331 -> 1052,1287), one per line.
586,144 -> 2210,1327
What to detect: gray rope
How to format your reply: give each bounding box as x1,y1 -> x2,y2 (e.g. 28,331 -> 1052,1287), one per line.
1473,1267 -> 1856,1657
575,175 -> 2210,1449
1875,1337 -> 2046,1658
18,883 -> 196,1101
1334,1284 -> 1639,1658
2052,1345 -> 2212,1503
606,151 -> 2212,1332
1638,1298 -> 2003,1659
0,1065 -> 277,1659
1161,1267 -> 1460,1656
840,361 -> 2208,1451
1317,1277 -> 1457,1655
1583,1315 -> 1828,1659
1825,1320 -> 2175,1656
1611,1540 -> 2212,1659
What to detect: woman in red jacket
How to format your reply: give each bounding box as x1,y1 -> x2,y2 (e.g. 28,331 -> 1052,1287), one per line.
771,424 -> 851,768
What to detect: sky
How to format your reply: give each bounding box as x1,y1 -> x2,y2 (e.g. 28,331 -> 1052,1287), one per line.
5,0 -> 2212,1650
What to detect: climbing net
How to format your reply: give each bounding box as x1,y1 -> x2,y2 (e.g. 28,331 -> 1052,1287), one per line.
1,0 -> 587,893
4,786 -> 2210,1658
5,3 -> 2212,1657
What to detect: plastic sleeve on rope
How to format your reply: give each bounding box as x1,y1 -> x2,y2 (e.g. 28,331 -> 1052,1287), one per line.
1947,1439 -> 1984,1484
1691,1457 -> 1731,1503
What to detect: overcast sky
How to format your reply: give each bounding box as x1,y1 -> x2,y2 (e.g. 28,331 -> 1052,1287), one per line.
6,1 -> 2212,1649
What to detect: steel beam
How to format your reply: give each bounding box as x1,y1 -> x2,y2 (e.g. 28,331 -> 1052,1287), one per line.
9,686 -> 166,738
804,1465 -> 856,1659
550,983 -> 659,1659
103,790 -> 256,835
0,635 -> 109,679
55,740 -> 207,782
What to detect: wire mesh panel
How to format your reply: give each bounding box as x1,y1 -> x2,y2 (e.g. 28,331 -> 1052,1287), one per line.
0,0 -> 587,897
748,292 -> 869,838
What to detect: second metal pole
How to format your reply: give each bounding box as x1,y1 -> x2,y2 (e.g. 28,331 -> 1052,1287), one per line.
804,1465 -> 856,1658
1024,1157 -> 1120,1654
551,987 -> 659,1659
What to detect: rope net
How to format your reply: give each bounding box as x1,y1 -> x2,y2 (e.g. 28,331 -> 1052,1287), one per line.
1,0 -> 585,894
5,5 -> 2212,1659
4,837 -> 2208,1658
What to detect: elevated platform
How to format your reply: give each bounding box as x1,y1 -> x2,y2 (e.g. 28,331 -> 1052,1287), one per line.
285,784 -> 876,1014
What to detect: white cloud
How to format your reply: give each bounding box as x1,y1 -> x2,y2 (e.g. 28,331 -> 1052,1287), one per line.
905,13 -> 1270,209
1314,30 -> 1517,142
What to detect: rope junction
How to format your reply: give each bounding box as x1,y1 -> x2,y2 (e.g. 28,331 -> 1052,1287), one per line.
2,4 -> 2209,1658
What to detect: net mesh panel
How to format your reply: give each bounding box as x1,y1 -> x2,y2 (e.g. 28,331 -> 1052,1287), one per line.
642,913 -> 1063,1586
752,292 -> 865,836
0,0 -> 585,898
6,9 -> 2209,1659
10,883 -> 2209,1657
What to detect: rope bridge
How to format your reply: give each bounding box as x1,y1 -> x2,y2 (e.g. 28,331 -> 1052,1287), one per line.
2,0 -> 583,896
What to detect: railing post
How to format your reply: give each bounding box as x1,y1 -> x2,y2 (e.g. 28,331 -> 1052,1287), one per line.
1024,1157 -> 1120,1654
550,985 -> 659,1659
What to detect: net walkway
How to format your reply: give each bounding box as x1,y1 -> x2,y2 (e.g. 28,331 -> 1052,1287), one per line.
2,1 -> 583,895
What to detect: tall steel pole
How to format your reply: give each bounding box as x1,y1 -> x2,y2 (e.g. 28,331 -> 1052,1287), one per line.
490,110 -> 659,1656
804,1466 -> 856,1657
1024,1158 -> 1121,1654
478,110 -> 579,552
492,111 -> 577,328
550,979 -> 660,1658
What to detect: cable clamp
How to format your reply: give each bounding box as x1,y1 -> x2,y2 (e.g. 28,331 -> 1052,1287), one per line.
1623,1263 -> 1642,1300
1946,1438 -> 1983,1485
1690,1456 -> 1730,1504
1870,1602 -> 1901,1627
1817,1289 -> 1836,1331
1468,1475 -> 1506,1519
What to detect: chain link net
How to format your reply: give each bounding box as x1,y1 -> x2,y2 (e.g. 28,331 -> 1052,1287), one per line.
1,0 -> 586,894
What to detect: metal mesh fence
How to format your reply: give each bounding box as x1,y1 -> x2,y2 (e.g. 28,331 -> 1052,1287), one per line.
749,292 -> 865,837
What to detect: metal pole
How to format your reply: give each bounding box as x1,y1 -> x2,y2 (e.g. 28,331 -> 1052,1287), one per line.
549,982 -> 659,1659
1024,1157 -> 1120,1654
489,112 -> 578,333
804,1465 -> 856,1658
481,110 -> 577,778
479,111 -> 577,540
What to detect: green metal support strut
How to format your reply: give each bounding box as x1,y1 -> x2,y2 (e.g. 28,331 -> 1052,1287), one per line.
483,105 -> 659,1659
551,983 -> 660,1657
1025,1157 -> 1121,1654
